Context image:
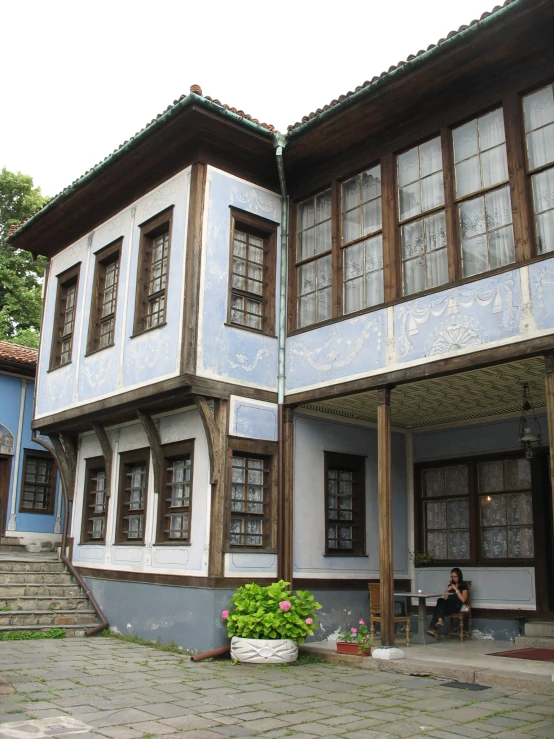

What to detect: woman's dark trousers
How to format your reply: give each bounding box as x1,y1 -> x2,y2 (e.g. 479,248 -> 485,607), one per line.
429,597 -> 460,630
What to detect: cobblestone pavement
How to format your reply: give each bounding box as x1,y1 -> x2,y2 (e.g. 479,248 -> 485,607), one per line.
1,638 -> 553,739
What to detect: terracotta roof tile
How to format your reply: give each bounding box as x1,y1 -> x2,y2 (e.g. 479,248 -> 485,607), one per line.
0,341 -> 37,367
287,0 -> 518,132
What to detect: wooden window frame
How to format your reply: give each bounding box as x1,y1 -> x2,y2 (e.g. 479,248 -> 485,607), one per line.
225,437 -> 277,553
156,440 -> 194,545
288,83 -> 548,335
19,449 -> 56,515
116,448 -> 150,545
49,264 -> 80,370
415,450 -> 537,567
81,456 -> 108,544
324,452 -> 366,556
133,207 -> 173,336
86,239 -> 122,355
227,208 -> 277,336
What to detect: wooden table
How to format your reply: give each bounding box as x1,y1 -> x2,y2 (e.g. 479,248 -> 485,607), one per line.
394,591 -> 443,644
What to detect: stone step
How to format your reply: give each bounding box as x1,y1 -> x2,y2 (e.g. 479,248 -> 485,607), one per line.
515,634 -> 554,649
0,624 -> 97,637
524,620 -> 554,638
0,584 -> 82,597
0,572 -> 74,585
0,561 -> 66,573
0,544 -> 27,553
0,610 -> 95,627
0,595 -> 93,611
1,537 -> 22,546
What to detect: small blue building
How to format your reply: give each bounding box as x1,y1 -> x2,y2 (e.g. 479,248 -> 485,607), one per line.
0,342 -> 62,548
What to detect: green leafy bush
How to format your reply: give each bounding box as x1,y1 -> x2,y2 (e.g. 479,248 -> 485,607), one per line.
0,628 -> 66,640
222,580 -> 321,643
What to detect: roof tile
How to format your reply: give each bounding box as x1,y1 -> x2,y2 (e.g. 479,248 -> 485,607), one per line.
0,341 -> 37,367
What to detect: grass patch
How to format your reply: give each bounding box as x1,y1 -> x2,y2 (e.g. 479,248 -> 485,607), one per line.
0,604 -> 12,611
0,628 -> 66,641
100,629 -> 190,655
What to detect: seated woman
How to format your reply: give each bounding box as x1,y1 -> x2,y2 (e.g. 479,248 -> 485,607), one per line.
427,567 -> 468,638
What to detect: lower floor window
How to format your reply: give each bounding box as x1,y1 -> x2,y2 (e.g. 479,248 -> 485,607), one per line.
20,450 -> 56,514
159,441 -> 194,543
417,454 -> 534,563
117,450 -> 149,543
325,452 -> 365,555
82,457 -> 108,543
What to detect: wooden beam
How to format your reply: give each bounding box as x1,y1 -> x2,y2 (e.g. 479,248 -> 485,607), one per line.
381,153 -> 399,303
91,422 -> 113,497
48,434 -> 74,502
137,411 -> 163,495
281,407 -> 295,584
194,395 -> 218,484
377,386 -> 394,647
545,354 -> 554,515
182,163 -> 207,375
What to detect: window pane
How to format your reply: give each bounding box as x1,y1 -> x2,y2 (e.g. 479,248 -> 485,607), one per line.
448,530 -> 470,559
504,459 -> 531,491
398,137 -> 444,221
481,494 -> 506,526
481,145 -> 508,189
445,465 -> 469,496
424,468 -> 444,498
478,461 -> 503,493
453,119 -> 479,163
524,85 -> 554,132
482,527 -> 507,558
454,109 -> 508,198
448,498 -> 469,528
427,530 -> 447,559
398,146 -> 420,186
532,167 -> 554,254
526,125 -> 554,170
399,181 -> 421,220
362,198 -> 382,235
478,109 -> 506,151
420,137 -> 443,177
421,171 -> 445,212
426,500 -> 446,529
455,157 -> 481,198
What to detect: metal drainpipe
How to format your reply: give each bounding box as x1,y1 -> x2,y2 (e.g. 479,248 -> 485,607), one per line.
274,133 -> 288,582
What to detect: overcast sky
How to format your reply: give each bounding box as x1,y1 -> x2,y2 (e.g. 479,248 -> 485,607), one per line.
1,0 -> 500,198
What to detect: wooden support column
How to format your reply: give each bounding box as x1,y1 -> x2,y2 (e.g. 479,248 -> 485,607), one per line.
278,407 -> 294,585
378,386 -> 394,647
194,395 -> 229,578
137,411 -> 163,494
48,434 -> 75,501
545,354 -> 554,510
91,422 -> 113,497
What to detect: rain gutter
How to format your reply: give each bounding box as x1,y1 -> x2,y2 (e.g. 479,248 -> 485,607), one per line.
285,0 -> 523,140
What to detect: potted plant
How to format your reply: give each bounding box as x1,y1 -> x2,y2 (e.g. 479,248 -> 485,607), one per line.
336,619 -> 373,656
409,550 -> 435,567
222,580 -> 322,664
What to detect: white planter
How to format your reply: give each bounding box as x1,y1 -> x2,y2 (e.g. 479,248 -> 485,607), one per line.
25,544 -> 41,553
230,636 -> 298,664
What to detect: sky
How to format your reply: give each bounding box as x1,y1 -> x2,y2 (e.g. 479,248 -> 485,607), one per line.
1,0 -> 502,198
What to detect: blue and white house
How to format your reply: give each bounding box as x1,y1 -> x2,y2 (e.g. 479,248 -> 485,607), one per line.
0,342 -> 62,547
8,0 -> 554,650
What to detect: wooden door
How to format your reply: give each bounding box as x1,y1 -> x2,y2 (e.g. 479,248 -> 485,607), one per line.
0,456 -> 12,537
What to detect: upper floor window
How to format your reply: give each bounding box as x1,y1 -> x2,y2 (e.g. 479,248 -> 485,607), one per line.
325,452 -> 365,556
158,441 -> 194,543
117,450 -> 149,543
87,239 -> 121,354
296,190 -> 333,328
523,83 -> 554,255
342,166 -> 384,313
20,451 -> 56,514
397,137 -> 448,296
453,109 -> 514,277
50,264 -> 80,369
227,438 -> 277,552
82,457 -> 107,543
134,208 -> 173,335
228,210 -> 277,335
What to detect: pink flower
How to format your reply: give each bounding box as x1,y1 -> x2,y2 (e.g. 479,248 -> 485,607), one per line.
221,610 -> 229,620
305,617 -> 313,624
351,627 -> 358,634
359,619 -> 365,625
279,600 -> 291,612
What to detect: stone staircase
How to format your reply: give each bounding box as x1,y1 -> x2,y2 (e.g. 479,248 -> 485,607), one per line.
0,557 -> 101,636
515,621 -> 554,649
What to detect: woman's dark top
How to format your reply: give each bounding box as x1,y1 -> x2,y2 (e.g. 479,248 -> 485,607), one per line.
446,581 -> 468,610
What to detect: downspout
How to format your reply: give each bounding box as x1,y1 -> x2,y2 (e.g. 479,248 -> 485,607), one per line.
32,430 -> 109,636
274,133 -> 288,583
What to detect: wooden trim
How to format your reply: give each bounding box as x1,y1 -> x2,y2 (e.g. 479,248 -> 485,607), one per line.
18,449 -> 57,515
378,386 -> 394,646
504,92 -> 534,263
0,456 -> 13,535
381,154 -> 398,303
81,456 -> 108,545
441,127 -> 461,282
47,434 -> 74,502
194,395 -> 218,484
133,206 -> 174,337
86,238 -> 122,355
282,407 -> 294,584
285,334 -> 554,406
331,180 -> 341,317
91,422 -> 113,498
137,410 -> 163,494
287,201 -> 298,335
182,163 -> 207,375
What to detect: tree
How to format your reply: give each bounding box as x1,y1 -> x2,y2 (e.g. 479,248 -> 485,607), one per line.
0,167 -> 49,348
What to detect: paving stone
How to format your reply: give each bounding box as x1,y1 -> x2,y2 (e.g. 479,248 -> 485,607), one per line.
487,715 -> 532,728
283,723 -> 341,736
87,708 -> 157,728
140,702 -> 192,718
95,728 -> 143,739
209,727 -> 256,737
234,718 -> 283,732
160,714 -> 221,731
528,723 -> 554,739
127,721 -> 177,735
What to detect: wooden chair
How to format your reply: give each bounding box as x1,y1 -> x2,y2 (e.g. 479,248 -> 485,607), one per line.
368,583 -> 411,646
445,580 -> 472,641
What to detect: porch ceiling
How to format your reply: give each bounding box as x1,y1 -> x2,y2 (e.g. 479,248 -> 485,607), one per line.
302,356 -> 547,429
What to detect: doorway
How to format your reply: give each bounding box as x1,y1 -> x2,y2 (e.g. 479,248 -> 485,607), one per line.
0,456 -> 12,536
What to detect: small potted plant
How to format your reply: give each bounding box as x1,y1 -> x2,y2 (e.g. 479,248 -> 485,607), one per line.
222,580 -> 322,664
409,551 -> 435,567
336,619 -> 373,656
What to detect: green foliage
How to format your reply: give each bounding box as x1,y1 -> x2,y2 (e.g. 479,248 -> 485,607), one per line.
409,550 -> 436,567
0,628 -> 65,640
222,580 -> 322,643
337,619 -> 373,653
0,604 -> 12,611
0,167 -> 48,346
